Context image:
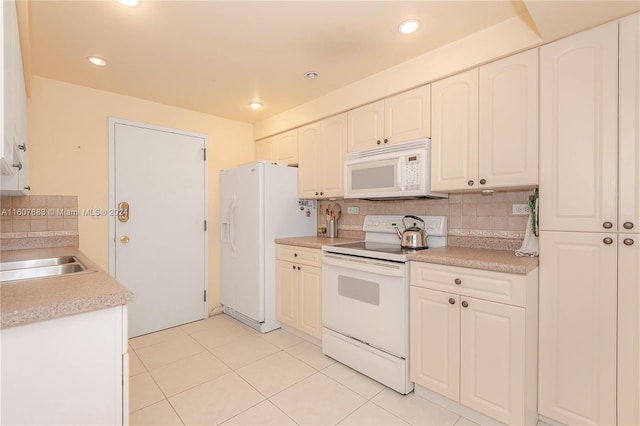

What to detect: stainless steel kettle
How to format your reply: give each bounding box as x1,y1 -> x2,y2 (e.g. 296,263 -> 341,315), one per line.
395,215 -> 429,249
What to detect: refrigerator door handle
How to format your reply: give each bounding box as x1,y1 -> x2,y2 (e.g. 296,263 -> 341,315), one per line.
229,196 -> 237,256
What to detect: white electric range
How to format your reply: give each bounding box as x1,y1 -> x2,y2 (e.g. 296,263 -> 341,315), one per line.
321,215 -> 447,394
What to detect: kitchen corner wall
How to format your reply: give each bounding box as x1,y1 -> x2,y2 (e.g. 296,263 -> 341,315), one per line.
329,189 -> 534,250
27,77 -> 255,311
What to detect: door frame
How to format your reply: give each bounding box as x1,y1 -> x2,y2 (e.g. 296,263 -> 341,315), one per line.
107,116 -> 209,319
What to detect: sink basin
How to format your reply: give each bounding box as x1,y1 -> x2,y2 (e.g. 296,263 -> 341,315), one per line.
1,256 -> 92,282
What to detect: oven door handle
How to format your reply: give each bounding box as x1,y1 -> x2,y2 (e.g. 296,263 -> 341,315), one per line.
322,253 -> 406,277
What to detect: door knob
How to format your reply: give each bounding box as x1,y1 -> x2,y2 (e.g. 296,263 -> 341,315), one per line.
120,235 -> 130,244
118,202 -> 130,223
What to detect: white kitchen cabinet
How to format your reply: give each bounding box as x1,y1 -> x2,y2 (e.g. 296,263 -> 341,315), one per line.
431,69 -> 479,192
618,14 -> 640,426
275,244 -> 322,339
539,21 -> 619,233
347,85 -> 430,152
1,0 -> 30,195
538,231 -> 617,426
255,129 -> 298,165
1,305 -> 129,425
298,113 -> 346,199
410,262 -> 538,425
431,49 -> 538,192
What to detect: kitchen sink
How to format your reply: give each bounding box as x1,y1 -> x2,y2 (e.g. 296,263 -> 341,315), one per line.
0,256 -> 93,282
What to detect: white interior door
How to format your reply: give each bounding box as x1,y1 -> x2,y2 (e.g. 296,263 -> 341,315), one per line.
109,118 -> 207,338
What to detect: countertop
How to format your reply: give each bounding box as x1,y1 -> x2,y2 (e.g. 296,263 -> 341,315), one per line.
275,236 -> 362,250
408,246 -> 538,275
1,247 -> 133,328
275,236 -> 537,275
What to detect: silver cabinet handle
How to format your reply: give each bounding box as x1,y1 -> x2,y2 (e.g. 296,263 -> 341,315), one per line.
603,222 -> 613,229
449,298 -> 455,305
467,180 -> 474,186
623,222 -> 634,230
479,179 -> 486,185
454,278 -> 462,285
623,238 -> 634,246
461,301 -> 469,308
603,237 -> 613,245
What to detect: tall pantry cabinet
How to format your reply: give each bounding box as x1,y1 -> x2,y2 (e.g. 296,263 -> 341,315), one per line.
538,15 -> 640,426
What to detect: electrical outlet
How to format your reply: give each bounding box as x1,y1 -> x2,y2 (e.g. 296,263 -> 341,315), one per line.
347,206 -> 359,214
512,204 -> 529,215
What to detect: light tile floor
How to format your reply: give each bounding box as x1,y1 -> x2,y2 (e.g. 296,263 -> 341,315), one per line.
129,314 -> 476,426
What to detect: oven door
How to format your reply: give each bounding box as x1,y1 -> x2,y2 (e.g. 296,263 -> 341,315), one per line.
322,253 -> 409,358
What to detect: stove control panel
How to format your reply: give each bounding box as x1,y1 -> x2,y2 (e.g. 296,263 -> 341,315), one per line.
362,215 -> 448,236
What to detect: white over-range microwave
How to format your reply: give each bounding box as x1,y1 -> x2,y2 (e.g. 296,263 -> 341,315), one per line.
344,138 -> 448,199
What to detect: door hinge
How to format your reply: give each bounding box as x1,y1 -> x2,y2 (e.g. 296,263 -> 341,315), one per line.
203,148 -> 207,161
204,220 -> 207,231
204,290 -> 207,302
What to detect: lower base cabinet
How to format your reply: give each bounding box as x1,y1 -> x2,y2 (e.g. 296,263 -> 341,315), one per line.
410,262 -> 538,425
1,305 -> 129,425
275,244 -> 322,339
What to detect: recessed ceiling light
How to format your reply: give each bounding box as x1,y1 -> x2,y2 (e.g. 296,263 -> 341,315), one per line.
399,19 -> 421,34
87,56 -> 108,66
116,0 -> 141,7
304,71 -> 320,80
249,102 -> 263,110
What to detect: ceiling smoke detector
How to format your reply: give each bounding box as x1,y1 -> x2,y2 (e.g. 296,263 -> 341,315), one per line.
304,71 -> 320,80
399,19 -> 421,34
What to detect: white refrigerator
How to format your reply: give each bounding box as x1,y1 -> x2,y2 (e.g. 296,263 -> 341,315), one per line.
220,161 -> 317,332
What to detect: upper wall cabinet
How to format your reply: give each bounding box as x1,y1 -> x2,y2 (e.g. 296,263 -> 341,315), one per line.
347,85 -> 430,153
431,49 -> 538,192
255,129 -> 298,165
1,0 -> 30,195
298,113 -> 347,199
539,22 -> 619,233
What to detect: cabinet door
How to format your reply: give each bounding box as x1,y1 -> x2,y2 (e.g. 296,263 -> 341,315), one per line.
274,129 -> 298,165
431,69 -> 479,192
384,85 -> 430,144
321,114 -> 347,198
538,231 -> 617,425
459,297 -> 525,425
298,123 -> 321,199
298,265 -> 322,339
618,233 -> 640,425
479,49 -> 538,189
275,260 -> 297,327
619,14 -> 640,233
410,286 -> 459,401
347,100 -> 385,152
539,22 -> 618,233
255,137 -> 275,162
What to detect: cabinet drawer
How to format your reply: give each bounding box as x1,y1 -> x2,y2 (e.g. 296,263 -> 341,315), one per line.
276,245 -> 322,267
410,262 -> 527,307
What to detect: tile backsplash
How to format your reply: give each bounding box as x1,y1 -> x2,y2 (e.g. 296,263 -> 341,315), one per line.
1,195 -> 79,250
325,189 -> 535,250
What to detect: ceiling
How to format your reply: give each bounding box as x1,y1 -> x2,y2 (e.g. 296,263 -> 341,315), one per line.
22,1 -> 639,124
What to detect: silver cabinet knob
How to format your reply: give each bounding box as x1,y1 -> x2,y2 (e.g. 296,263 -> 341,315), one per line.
454,278 -> 462,285
461,301 -> 469,308
623,222 -> 634,230
603,221 -> 613,229
449,298 -> 455,305
624,238 -> 634,246
467,180 -> 474,186
603,237 -> 613,245
479,179 -> 486,185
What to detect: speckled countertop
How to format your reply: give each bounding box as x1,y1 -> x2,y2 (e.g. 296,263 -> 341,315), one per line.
1,248 -> 133,328
275,236 -> 362,249
276,236 -> 537,275
408,246 -> 538,275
